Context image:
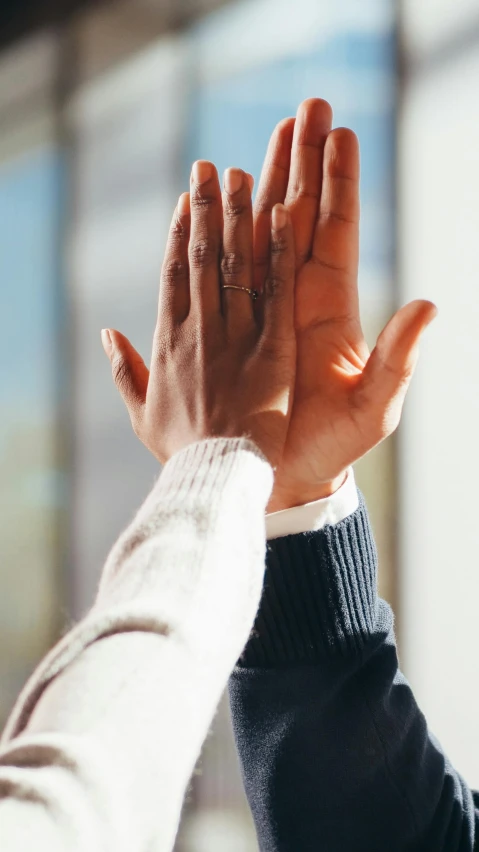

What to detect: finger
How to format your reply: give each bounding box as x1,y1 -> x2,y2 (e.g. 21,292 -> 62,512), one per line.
253,117 -> 295,292
285,99 -> 333,268
159,192 -> 191,324
102,329 -> 149,430
311,128 -> 360,280
189,160 -> 223,318
246,173 -> 255,194
261,204 -> 295,342
221,168 -> 255,332
355,300 -> 437,436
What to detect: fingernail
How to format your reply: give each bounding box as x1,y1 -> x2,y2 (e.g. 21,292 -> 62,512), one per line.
177,192 -> 190,216
246,173 -> 255,194
224,167 -> 243,195
272,204 -> 288,230
192,160 -> 214,185
101,328 -> 112,356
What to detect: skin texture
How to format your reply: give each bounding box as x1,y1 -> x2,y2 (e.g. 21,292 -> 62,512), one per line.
103,99 -> 436,510
101,163 -> 296,471
251,99 -> 436,511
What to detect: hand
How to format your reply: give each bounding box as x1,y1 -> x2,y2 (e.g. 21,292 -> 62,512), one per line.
101,161 -> 296,469
253,99 -> 436,511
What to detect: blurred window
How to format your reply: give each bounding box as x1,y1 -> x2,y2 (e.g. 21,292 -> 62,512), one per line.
68,36 -> 190,613
402,0 -> 479,61
0,33 -> 66,727
399,0 -> 479,788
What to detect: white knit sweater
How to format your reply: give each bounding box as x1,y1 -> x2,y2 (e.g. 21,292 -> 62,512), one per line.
0,438 -> 273,852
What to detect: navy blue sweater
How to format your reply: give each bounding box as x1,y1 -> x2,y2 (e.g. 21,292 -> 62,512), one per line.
229,494 -> 479,851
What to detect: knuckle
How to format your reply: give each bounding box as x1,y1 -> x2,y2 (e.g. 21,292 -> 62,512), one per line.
264,275 -> 281,296
291,184 -> 320,202
224,197 -> 248,219
319,209 -> 356,226
163,258 -> 188,286
191,189 -> 217,210
271,232 -> 290,256
190,237 -> 218,269
111,356 -> 130,393
170,216 -> 188,239
264,275 -> 287,298
221,251 -> 246,283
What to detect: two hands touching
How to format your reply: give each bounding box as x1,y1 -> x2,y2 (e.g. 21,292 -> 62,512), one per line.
101,98 -> 436,509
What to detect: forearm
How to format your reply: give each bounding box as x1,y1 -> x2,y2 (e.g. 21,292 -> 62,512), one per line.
230,495 -> 478,851
0,438 -> 273,852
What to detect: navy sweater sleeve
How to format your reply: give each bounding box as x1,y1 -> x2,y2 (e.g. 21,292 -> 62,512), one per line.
228,493 -> 479,852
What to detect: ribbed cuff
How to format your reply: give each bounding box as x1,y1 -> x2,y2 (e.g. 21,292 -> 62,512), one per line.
158,437 -> 271,509
239,493 -> 379,666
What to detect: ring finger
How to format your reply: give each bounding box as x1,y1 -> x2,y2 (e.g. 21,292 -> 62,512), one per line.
221,167 -> 256,334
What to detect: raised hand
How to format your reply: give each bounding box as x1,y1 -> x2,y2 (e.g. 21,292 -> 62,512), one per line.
101,162 -> 296,470
253,99 -> 436,511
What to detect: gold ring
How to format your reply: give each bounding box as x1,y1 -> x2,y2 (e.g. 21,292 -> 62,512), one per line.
222,285 -> 259,301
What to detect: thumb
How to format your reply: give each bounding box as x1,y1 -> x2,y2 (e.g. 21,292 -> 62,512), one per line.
356,299 -> 437,435
101,329 -> 149,419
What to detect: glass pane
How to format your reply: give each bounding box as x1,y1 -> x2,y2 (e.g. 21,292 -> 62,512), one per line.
0,31 -> 65,726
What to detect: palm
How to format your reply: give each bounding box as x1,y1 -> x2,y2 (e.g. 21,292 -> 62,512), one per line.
282,261 -> 370,489
253,101 -> 435,508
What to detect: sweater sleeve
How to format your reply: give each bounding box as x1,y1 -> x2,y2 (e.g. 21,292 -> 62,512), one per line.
0,437 -> 273,852
229,492 -> 479,852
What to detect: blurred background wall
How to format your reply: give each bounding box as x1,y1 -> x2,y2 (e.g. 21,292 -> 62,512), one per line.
0,0 -> 478,848
399,0 -> 479,790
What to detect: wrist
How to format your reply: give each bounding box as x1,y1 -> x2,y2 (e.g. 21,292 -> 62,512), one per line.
267,470 -> 348,514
